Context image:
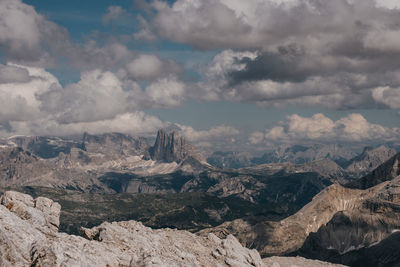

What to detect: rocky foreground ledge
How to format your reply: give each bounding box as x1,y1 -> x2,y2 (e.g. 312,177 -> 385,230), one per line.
0,191 -> 344,266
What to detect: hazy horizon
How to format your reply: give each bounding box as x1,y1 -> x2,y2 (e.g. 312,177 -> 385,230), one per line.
1,0 -> 400,152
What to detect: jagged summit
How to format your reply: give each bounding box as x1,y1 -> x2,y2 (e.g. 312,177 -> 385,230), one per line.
149,129 -> 204,163
201,154 -> 400,265
344,145 -> 396,177
346,152 -> 400,189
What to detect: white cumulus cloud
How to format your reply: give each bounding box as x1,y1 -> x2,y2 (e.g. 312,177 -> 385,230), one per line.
0,63 -> 188,137
177,124 -> 240,142
250,113 -> 400,144
372,86 -> 400,109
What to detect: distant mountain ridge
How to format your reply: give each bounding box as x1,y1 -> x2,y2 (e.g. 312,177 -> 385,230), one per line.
208,144 -> 397,181
0,130 -> 336,226
1,130 -> 398,265
0,131 -> 394,199
7,130 -> 205,165
344,145 -> 397,178
8,135 -> 82,158
207,144 -> 358,169
201,151 -> 400,266
252,144 -> 357,166
82,132 -> 150,159
346,152 -> 400,189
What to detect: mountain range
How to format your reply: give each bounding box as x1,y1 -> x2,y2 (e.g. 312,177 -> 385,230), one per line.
0,129 -> 399,266
202,152 -> 400,266
208,144 -> 396,180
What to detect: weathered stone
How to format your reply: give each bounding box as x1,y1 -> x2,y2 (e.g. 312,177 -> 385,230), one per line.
0,191 -> 267,266
149,129 -> 205,163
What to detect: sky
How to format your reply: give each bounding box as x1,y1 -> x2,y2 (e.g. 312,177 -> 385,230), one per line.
0,0 -> 400,153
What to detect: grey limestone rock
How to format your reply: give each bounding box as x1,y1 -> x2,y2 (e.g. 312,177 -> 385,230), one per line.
345,145 -> 397,178
0,190 -> 266,266
149,129 -> 205,163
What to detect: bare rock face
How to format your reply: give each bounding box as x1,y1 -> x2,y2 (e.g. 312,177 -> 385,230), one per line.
345,145 -> 397,178
82,132 -> 150,159
0,147 -> 52,186
80,222 -> 264,267
200,154 -> 400,265
149,129 -> 205,163
0,191 -> 61,232
346,152 -> 400,189
8,135 -> 82,159
199,184 -> 367,256
0,191 -> 266,266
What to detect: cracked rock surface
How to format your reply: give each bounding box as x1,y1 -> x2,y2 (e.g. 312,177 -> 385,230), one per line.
0,190 -> 264,266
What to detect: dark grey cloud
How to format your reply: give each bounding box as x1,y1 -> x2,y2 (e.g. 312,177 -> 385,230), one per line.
143,0 -> 400,50
229,47 -> 312,84
192,49 -> 389,110
142,0 -> 400,110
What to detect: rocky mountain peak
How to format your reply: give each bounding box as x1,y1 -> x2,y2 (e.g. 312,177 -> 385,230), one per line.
149,129 -> 204,163
346,152 -> 400,189
345,145 -> 396,175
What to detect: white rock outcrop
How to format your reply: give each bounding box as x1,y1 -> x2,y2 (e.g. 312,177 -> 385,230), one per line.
0,191 -> 265,266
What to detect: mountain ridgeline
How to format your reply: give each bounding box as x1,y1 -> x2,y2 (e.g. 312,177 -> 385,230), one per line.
0,130 -> 336,234
202,151 -> 400,266
1,129 -> 399,266
207,144 -> 397,180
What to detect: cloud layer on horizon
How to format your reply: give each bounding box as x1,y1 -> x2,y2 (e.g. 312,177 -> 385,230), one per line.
0,63 -> 240,146
0,0 -> 243,148
0,0 -> 399,152
250,113 -> 400,145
